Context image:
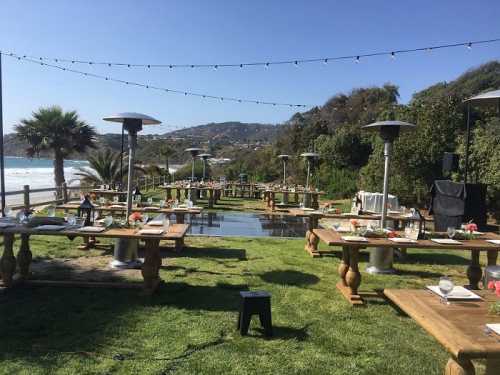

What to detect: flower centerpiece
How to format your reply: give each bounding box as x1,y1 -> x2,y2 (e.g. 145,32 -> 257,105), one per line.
128,212 -> 143,227
350,219 -> 359,233
487,280 -> 500,315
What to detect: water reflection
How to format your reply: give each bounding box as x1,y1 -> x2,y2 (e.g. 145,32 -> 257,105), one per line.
182,212 -> 307,238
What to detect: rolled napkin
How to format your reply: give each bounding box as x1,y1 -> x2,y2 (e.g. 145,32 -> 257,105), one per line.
138,228 -> 164,235
78,226 -> 106,233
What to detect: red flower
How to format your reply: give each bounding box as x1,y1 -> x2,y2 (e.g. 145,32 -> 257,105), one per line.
488,281 -> 496,290
465,223 -> 478,233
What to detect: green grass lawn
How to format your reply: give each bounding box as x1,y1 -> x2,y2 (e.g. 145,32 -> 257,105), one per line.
0,230 -> 492,375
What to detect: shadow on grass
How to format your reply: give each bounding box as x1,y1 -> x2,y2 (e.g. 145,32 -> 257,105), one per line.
400,252 -> 469,266
395,269 -> 444,279
0,280 -> 247,363
168,247 -> 247,260
252,324 -> 311,341
259,270 -> 319,286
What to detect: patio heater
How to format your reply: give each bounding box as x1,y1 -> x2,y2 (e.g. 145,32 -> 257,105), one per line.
463,89 -> 500,183
103,112 -> 161,269
362,120 -> 416,274
198,153 -> 212,182
278,154 -> 290,186
300,152 -> 318,208
185,148 -> 202,182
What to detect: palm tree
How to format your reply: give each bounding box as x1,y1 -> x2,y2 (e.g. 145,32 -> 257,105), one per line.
15,106 -> 96,190
159,144 -> 175,181
74,149 -> 144,186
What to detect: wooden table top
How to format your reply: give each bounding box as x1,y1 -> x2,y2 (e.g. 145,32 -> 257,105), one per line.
313,228 -> 500,251
56,203 -> 202,214
384,289 -> 500,360
0,223 -> 189,240
90,190 -> 128,195
289,208 -> 431,221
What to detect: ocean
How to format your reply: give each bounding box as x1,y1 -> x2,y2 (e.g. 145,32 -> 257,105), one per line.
3,156 -> 88,206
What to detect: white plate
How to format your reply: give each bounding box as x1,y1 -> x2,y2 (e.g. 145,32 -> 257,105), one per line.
426,285 -> 481,300
143,206 -> 159,210
388,237 -> 417,243
302,208 -> 315,211
431,238 -> 462,245
138,229 -> 164,235
78,226 -> 106,233
486,239 -> 500,245
341,236 -> 368,242
486,323 -> 500,335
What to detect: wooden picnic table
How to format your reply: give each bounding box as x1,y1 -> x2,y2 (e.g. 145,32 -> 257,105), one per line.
384,289 -> 500,374
289,208 -> 432,257
313,228 -> 500,306
0,223 -> 189,294
264,190 -> 325,209
56,203 -> 201,224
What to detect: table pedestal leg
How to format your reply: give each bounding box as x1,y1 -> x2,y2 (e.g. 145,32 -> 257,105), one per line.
445,357 -> 475,375
304,218 -> 320,257
17,234 -> 32,280
0,234 -> 16,287
336,246 -> 364,306
175,213 -> 185,224
175,238 -> 184,252
487,250 -> 498,266
485,358 -> 500,375
466,250 -> 482,290
312,193 -> 319,210
338,246 -> 350,287
141,239 -> 162,295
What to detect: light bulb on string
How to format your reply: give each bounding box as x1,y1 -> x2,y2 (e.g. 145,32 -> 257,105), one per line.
355,56 -> 360,63
390,52 -> 396,60
467,42 -> 472,50
213,65 -> 218,70
294,61 -> 299,67
265,62 -> 270,69
323,58 -> 328,65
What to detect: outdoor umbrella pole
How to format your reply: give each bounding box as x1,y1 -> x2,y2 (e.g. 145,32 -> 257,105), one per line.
306,161 -> 310,190
380,141 -> 391,228
191,157 -> 195,181
202,159 -> 206,182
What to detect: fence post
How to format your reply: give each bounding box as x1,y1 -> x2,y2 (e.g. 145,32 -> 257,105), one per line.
62,182 -> 68,203
23,185 -> 30,211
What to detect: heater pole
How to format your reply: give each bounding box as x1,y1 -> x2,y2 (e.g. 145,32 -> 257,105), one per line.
0,54 -> 6,216
380,141 -> 391,228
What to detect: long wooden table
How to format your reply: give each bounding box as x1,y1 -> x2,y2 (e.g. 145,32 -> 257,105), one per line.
314,228 -> 500,306
56,203 -> 201,224
289,208 -> 431,257
384,289 -> 500,375
0,223 -> 189,294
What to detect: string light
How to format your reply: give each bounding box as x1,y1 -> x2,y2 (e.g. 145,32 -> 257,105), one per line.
390,52 -> 396,60
355,56 -> 360,63
1,52 -> 309,108
4,38 -> 497,70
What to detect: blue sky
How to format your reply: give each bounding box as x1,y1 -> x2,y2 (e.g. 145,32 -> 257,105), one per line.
0,0 -> 499,134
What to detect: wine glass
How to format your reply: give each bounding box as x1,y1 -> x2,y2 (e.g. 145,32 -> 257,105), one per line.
113,196 -> 119,204
103,215 -> 113,228
447,227 -> 457,239
142,214 -> 149,225
332,222 -> 340,231
4,205 -> 12,218
439,276 -> 454,305
159,200 -> 165,209
147,197 -> 153,206
99,197 -> 106,206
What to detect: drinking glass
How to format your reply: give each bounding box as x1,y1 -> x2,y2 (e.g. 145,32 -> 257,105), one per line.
404,223 -> 413,238
142,214 -> 149,224
447,227 -> 457,239
162,217 -> 170,232
439,276 -> 454,305
4,206 -> 12,217
103,215 -> 113,228
148,197 -> 153,205
113,196 -> 119,204
67,213 -> 76,226
99,197 -> 106,206
332,222 -> 340,231
47,205 -> 56,217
